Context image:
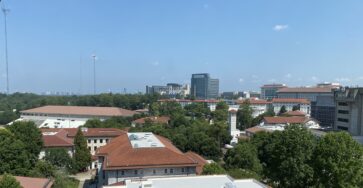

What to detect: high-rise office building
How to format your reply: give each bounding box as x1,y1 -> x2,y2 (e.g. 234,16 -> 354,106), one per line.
260,84 -> 286,100
191,73 -> 219,99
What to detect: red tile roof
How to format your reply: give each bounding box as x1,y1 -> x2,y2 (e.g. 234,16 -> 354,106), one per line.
14,176 -> 53,188
158,99 -> 220,103
21,105 -> 137,117
271,98 -> 310,104
132,116 -> 170,125
283,110 -> 306,116
185,151 -> 208,175
97,134 -> 202,170
263,116 -> 308,124
277,87 -> 333,93
235,99 -> 270,105
41,128 -> 126,147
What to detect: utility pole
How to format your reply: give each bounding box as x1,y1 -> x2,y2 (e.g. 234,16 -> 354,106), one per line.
92,54 -> 96,95
2,4 -> 10,94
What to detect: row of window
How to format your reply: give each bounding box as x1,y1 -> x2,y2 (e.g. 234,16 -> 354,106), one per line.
88,139 -> 109,144
116,168 -> 185,176
337,118 -> 349,123
338,110 -> 349,114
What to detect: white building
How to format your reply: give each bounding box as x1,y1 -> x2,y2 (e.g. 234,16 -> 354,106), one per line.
259,116 -> 320,130
103,175 -> 268,188
96,132 -> 207,186
16,105 -> 137,128
40,128 -> 125,169
271,98 -> 311,115
158,99 -> 219,111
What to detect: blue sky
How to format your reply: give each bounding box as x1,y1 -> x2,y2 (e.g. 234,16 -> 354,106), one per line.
1,0 -> 363,94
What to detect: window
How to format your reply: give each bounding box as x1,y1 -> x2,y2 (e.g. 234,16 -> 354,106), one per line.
94,139 -> 97,143
88,147 -> 91,151
164,169 -> 168,174
338,126 -> 348,131
181,168 -> 185,173
94,146 -> 97,151
134,170 -> 138,175
338,110 -> 349,114
153,170 -> 156,174
121,170 -> 124,175
106,139 -> 109,143
94,163 -> 97,168
100,139 -> 103,143
337,118 -> 349,123
338,102 -> 348,106
88,139 -> 91,144
170,169 -> 173,173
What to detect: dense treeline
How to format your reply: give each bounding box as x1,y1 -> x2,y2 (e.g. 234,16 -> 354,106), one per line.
130,101 -> 231,160
218,125 -> 363,187
0,93 -> 159,125
0,121 -> 91,188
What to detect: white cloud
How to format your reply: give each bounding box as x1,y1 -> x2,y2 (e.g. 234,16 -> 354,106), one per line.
273,24 -> 289,31
357,76 -> 363,80
238,78 -> 244,83
285,73 -> 292,79
335,77 -> 351,82
151,61 -> 160,66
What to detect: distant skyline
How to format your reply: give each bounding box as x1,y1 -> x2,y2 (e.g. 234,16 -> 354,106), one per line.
0,0 -> 363,94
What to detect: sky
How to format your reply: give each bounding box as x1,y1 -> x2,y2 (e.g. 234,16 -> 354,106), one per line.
0,0 -> 363,94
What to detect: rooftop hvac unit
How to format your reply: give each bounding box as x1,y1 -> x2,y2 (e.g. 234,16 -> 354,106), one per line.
150,143 -> 157,147
224,182 -> 237,188
129,134 -> 139,140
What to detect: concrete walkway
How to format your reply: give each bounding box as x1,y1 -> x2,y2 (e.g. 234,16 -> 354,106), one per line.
70,170 -> 94,188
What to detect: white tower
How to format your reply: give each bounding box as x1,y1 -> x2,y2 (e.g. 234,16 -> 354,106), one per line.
228,108 -> 237,135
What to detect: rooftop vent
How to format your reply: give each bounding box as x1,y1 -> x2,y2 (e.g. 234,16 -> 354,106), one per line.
129,134 -> 139,140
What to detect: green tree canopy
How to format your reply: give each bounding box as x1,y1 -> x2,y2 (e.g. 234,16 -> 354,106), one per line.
44,148 -> 73,169
7,121 -> 43,166
237,101 -> 253,130
263,125 -> 316,188
202,163 -> 226,175
279,105 -> 287,115
0,129 -> 31,176
0,173 -> 21,188
73,129 -> 91,172
224,141 -> 262,174
313,132 -> 363,187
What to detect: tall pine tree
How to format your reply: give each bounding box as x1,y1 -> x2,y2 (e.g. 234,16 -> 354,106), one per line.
73,129 -> 91,172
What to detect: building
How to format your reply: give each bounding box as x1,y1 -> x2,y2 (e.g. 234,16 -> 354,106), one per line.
40,128 -> 125,162
260,116 -> 320,129
277,85 -> 339,127
235,99 -> 271,118
96,132 -> 207,186
103,175 -> 268,188
158,99 -> 220,111
334,87 -> 363,135
261,84 -> 287,100
271,98 -> 311,115
12,176 -> 53,188
191,73 -> 219,99
146,83 -> 190,97
131,116 -> 170,127
221,91 -> 236,99
17,105 -> 137,128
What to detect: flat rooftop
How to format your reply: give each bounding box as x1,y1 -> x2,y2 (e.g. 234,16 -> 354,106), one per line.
122,175 -> 268,188
127,132 -> 165,148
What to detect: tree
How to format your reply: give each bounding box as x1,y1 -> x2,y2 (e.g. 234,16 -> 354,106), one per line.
237,101 -> 253,130
44,148 -> 73,169
212,102 -> 228,122
7,121 -> 43,166
73,129 -> 91,172
224,141 -> 262,174
313,132 -> 363,187
0,129 -> 31,175
292,105 -> 300,111
0,173 -> 21,188
202,163 -> 226,175
28,160 -> 55,178
279,105 -> 287,114
263,125 -> 316,188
